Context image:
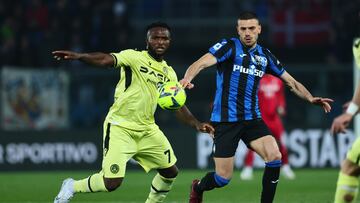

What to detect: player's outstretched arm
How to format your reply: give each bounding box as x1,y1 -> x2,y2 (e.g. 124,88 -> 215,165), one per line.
280,71 -> 333,113
179,53 -> 217,89
52,50 -> 114,67
175,105 -> 215,136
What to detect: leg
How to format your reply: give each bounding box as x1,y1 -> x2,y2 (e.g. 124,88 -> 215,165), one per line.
137,126 -> 178,203
267,120 -> 289,166
250,135 -> 282,203
54,123 -> 132,203
190,157 -> 233,203
189,122 -> 241,203
334,137 -> 360,203
240,150 -> 255,180
268,120 -> 295,179
145,165 -> 179,203
73,171 -> 122,193
335,159 -> 360,203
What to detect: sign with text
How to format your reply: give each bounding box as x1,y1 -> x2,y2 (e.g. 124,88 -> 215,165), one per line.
0,131 -> 101,171
197,129 -> 354,168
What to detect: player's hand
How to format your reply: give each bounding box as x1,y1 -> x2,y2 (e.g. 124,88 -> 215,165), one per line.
310,97 -> 333,113
52,50 -> 81,61
179,78 -> 194,89
196,122 -> 215,138
330,113 -> 353,134
342,101 -> 351,112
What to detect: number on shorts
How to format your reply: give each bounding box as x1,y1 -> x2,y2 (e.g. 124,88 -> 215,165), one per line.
164,149 -> 171,163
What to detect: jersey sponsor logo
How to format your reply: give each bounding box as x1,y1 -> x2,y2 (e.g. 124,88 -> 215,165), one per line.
239,54 -> 247,57
140,66 -> 170,88
233,64 -> 264,77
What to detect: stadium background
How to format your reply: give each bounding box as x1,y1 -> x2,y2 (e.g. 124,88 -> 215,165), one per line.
0,0 -> 359,202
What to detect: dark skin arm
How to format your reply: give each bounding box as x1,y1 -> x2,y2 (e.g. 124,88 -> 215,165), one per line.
176,105 -> 215,136
52,50 -> 114,67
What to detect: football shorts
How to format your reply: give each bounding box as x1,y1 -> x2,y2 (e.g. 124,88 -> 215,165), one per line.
101,122 -> 177,178
211,119 -> 272,158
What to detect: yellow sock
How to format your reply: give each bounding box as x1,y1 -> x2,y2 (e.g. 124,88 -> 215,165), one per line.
74,172 -> 108,193
145,173 -> 176,203
335,172 -> 359,203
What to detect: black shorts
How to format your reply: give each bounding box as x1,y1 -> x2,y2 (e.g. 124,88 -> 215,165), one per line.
211,119 -> 272,158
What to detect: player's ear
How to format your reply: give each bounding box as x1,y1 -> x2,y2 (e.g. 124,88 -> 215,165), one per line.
258,24 -> 262,34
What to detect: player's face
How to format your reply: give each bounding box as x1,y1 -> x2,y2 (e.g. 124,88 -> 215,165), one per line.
146,27 -> 171,57
237,19 -> 261,48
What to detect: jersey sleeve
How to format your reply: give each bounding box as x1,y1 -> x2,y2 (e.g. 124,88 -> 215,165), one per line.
263,48 -> 285,77
110,49 -> 137,68
208,39 -> 235,63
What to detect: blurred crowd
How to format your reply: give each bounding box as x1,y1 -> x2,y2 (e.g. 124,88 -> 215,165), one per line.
0,0 -> 359,67
0,0 -> 130,67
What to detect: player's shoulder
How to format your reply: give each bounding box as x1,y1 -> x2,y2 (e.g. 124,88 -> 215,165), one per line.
120,48 -> 141,55
256,44 -> 270,53
112,49 -> 140,58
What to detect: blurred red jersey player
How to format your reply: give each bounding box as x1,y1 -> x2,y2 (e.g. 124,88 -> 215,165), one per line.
240,74 -> 295,180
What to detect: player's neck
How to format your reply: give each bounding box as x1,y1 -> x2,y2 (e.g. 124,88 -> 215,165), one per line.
147,50 -> 163,62
240,40 -> 257,51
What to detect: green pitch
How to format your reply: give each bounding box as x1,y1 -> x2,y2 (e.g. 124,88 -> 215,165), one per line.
0,169 -> 341,203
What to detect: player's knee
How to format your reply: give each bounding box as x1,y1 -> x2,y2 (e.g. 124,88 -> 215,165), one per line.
267,151 -> 282,162
104,178 -> 123,192
214,173 -> 231,188
158,165 -> 179,178
342,159 -> 360,176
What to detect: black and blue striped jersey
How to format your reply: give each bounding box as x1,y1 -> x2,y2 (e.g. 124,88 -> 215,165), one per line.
209,38 -> 285,122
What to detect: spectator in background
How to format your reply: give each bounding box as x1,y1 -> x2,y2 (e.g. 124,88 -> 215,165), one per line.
240,74 -> 295,180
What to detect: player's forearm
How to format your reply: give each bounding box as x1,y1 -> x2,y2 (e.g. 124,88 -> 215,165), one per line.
346,83 -> 360,116
175,106 -> 201,128
352,83 -> 360,106
79,52 -> 114,67
183,62 -> 204,83
287,79 -> 313,103
183,53 -> 216,82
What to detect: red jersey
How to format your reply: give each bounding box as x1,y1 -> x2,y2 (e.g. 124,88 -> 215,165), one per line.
258,74 -> 286,121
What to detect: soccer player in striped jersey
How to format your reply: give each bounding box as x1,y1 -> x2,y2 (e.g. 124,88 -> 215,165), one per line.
331,38 -> 360,203
52,22 -> 214,203
180,12 -> 333,203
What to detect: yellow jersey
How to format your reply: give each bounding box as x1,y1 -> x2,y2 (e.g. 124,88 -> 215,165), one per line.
106,49 -> 178,130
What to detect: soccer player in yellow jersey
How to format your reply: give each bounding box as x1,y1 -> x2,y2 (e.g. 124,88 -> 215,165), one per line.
331,38 -> 360,203
52,22 -> 214,203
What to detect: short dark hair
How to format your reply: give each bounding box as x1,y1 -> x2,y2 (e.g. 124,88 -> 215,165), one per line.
146,22 -> 171,33
238,11 -> 259,21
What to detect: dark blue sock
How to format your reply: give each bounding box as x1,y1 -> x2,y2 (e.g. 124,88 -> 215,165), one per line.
261,160 -> 281,203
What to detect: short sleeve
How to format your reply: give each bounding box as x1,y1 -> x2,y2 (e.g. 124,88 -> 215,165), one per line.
165,66 -> 178,82
264,48 -> 285,77
110,49 -> 137,68
208,39 -> 235,63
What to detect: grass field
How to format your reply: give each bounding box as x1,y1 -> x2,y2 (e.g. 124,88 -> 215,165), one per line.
0,169 -> 343,203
